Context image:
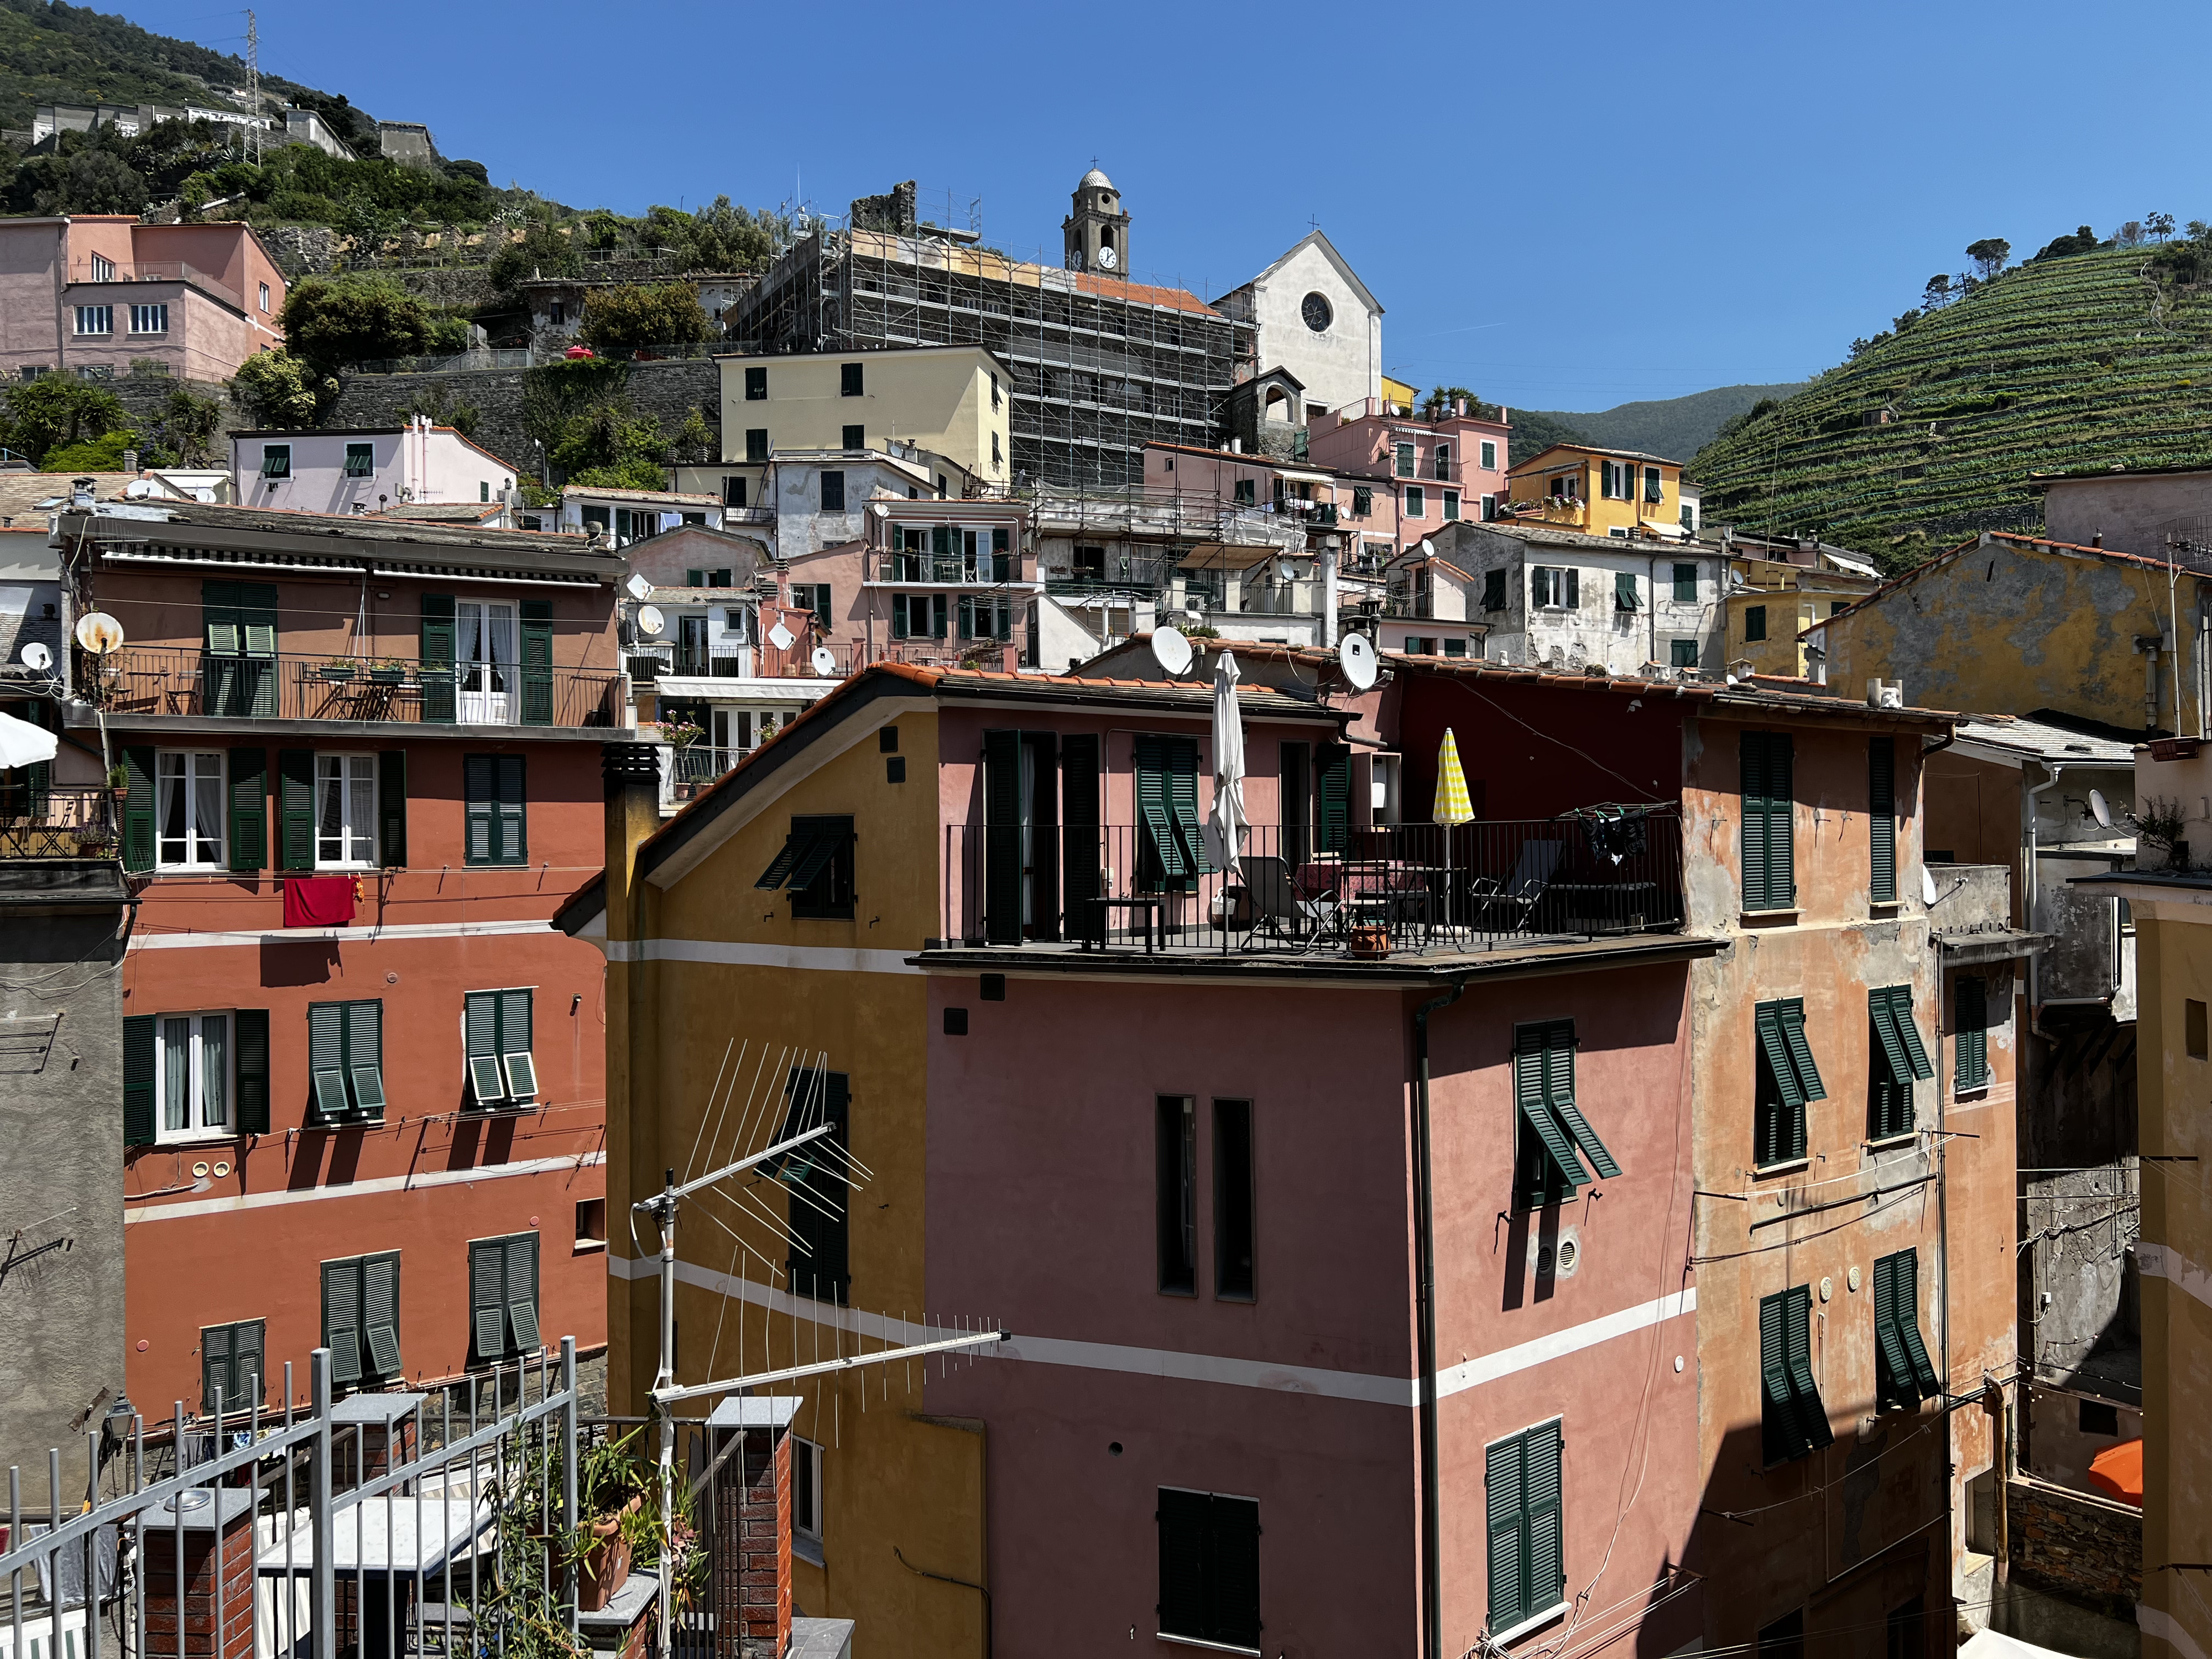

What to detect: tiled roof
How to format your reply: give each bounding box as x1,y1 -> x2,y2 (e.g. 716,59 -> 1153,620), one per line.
1392,655 -> 1961,725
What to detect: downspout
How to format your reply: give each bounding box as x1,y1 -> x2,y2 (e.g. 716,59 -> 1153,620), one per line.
1412,980 -> 1465,1659
1647,551 -> 1660,667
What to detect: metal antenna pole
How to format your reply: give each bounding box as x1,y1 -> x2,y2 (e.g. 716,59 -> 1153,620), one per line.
244,12 -> 260,166
654,1167 -> 675,1654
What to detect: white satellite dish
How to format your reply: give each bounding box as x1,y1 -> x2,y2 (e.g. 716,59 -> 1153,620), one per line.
1420,539 -> 1435,559
1339,630 -> 1379,691
1276,556 -> 1299,583
74,612 -> 124,655
1922,866 -> 1940,905
1151,625 -> 1194,677
635,604 -> 666,638
19,641 -> 53,672
625,573 -> 652,601
2090,788 -> 2113,829
768,622 -> 796,651
810,645 -> 839,676
870,502 -> 889,519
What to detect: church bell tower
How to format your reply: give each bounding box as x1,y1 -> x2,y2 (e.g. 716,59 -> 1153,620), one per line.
1063,165 -> 1131,274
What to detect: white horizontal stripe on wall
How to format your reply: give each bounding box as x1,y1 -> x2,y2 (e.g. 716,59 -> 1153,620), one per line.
125,1150 -> 604,1222
131,918 -> 561,951
2137,1242 -> 2212,1314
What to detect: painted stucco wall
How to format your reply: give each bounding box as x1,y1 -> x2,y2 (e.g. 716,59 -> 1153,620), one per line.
1423,524 -> 1723,674
2042,472 -> 2212,560
1234,238 -> 1381,417
0,217 -> 66,373
718,347 -> 1010,486
234,429 -> 518,516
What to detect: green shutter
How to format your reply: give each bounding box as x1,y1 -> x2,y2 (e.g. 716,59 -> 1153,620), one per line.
1134,736 -> 1182,881
227,748 -> 266,872
363,1252 -> 401,1376
1740,734 -> 1768,909
1539,1022 -> 1618,1179
123,1013 -> 156,1147
499,987 -> 532,1056
1760,1291 -> 1796,1462
202,580 -> 241,655
1786,1284 -> 1833,1451
377,751 -> 406,868
1061,733 -> 1101,930
1778,1000 -> 1825,1100
1893,985 -> 1933,1079
346,999 -> 383,1119
277,749 -> 315,872
309,1001 -> 348,1122
519,601 -> 553,726
1515,1024 -> 1591,1197
234,1009 -> 269,1135
1524,1422 -> 1564,1618
1615,571 -> 1639,610
497,756 -> 526,864
420,594 -> 456,724
322,1259 -> 362,1385
1317,743 -> 1350,854
1756,1004 -> 1804,1110
1766,735 -> 1794,906
471,1238 -> 507,1359
1957,977 -> 1989,1089
121,745 -> 154,872
465,755 -> 494,865
1869,738 -> 1897,903
506,1233 -> 540,1354
1166,736 -> 1211,878
1892,1249 -> 1939,1395
201,1323 -> 233,1415
1486,1434 -> 1528,1631
1157,1489 -> 1209,1640
983,730 -> 1024,944
232,1320 -> 263,1406
1872,1251 -> 1912,1407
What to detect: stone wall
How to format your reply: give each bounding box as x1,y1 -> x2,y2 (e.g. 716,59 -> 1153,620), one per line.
2007,1475 -> 2142,1622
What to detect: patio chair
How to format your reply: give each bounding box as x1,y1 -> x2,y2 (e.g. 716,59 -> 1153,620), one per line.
1245,854 -> 1338,945
1467,839 -> 1564,934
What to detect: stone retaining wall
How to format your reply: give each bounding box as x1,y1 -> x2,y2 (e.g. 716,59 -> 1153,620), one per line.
2007,1475 -> 2142,1623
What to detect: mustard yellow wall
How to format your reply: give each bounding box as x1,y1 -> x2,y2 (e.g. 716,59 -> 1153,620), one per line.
718,348 -> 1010,485
1504,452 -> 1680,539
605,702 -> 988,1655
1724,591 -> 1823,676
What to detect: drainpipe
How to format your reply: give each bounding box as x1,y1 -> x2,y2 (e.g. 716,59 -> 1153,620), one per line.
1412,980 -> 1465,1659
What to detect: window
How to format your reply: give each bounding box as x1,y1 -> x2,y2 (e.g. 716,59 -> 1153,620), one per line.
1740,732 -> 1794,911
315,754 -> 377,867
1233,479 -> 1255,506
309,999 -> 385,1123
1352,486 -> 1373,518
723,476 -> 748,508
792,583 -> 832,622
549,300 -> 566,326
157,750 -> 225,868
200,578 -> 278,718
841,423 -> 864,452
124,1009 -> 266,1148
1134,734 -> 1211,891
1868,984 -> 1933,1140
344,442 -> 373,478
1601,460 -> 1630,500
1395,441 -> 1416,477
468,1231 -> 541,1361
1643,465 -> 1663,503
90,253 -> 116,281
259,281 -> 270,314
1156,1489 -> 1260,1651
576,1198 -> 606,1249
1157,1096 -> 1195,1295
991,374 -> 1001,411
840,362 -> 864,397
260,444 -> 291,478
1443,638 -> 1469,658
744,366 -> 768,400
1484,1420 -> 1565,1636
1672,563 -> 1698,602
158,1012 -> 232,1140
1481,494 -> 1497,520
1443,489 -> 1460,521
1754,999 -> 1824,1167
756,814 -> 856,918
200,1319 -> 264,1414
1872,1248 -> 1939,1411
814,469 -> 846,513
1513,1020 -> 1619,1209
775,1066 -> 850,1303
1670,639 -> 1699,669
322,1251 -> 401,1387
74,305 -> 113,336
464,754 -> 526,867
891,593 -> 948,639
1614,572 -> 1640,611
1214,1099 -> 1255,1301
992,430 -> 1002,469
1760,1284 -> 1833,1463
480,480 -> 491,503
745,428 -> 769,462
465,988 -> 537,1106
1404,486 -> 1426,518
128,303 -> 168,335
1072,545 -> 1107,581
1403,637 -> 1435,655
1744,604 -> 1768,640
1869,738 -> 1897,904
1830,599 -> 1850,617
1886,1599 -> 1925,1659
2190,998 -> 2208,1060
1531,567 -> 1577,609
1682,503 -> 1698,531
1480,439 -> 1498,471
791,1437 -> 823,1543
2080,1398 -> 2121,1437
1483,569 -> 1507,612
1433,443 -> 1452,478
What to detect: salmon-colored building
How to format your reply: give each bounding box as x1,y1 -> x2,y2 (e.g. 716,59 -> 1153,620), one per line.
48,499 -> 619,1414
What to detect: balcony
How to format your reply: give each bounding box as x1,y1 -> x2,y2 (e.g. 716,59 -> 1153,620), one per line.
68,259 -> 242,310
872,554 -> 1027,587
668,743 -> 750,804
0,787 -> 117,860
937,816 -> 1684,959
88,649 -> 623,729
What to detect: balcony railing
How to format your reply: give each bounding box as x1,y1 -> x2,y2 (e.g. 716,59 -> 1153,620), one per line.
0,786 -> 117,859
873,554 -> 1021,586
88,649 -> 623,728
939,816 -> 1683,957
69,259 -> 243,309
669,744 -> 751,802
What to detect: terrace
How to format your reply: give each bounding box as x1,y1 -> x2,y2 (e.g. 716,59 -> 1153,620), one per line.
0,786 -> 117,860
87,648 -> 623,732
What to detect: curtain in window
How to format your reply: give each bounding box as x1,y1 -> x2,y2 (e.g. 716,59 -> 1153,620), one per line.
163,1018 -> 190,1131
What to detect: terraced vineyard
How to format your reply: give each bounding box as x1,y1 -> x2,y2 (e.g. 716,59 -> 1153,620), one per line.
1690,246 -> 2212,565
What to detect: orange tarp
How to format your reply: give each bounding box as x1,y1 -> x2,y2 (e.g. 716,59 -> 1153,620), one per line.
2086,1437 -> 2143,1506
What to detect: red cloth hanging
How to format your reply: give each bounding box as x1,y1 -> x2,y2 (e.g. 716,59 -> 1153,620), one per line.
283,875 -> 358,928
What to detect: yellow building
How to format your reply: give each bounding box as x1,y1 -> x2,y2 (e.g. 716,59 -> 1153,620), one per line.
1817,530 -> 2212,733
1380,373 -> 1418,415
712,344 -> 1012,502
1505,441 -> 1689,541
1721,547 -> 1881,679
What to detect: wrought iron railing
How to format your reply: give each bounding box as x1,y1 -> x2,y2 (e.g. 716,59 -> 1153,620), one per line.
0,787 -> 116,859
88,649 -> 623,729
669,745 -> 749,802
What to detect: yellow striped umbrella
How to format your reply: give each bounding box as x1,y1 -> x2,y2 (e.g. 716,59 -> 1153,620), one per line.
1433,728 -> 1474,825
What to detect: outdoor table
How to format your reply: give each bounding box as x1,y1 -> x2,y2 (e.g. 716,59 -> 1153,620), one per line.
1084,895 -> 1164,952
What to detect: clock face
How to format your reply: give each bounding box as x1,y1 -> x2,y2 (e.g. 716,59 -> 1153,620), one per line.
1302,291 -> 1333,332
1097,244 -> 1118,271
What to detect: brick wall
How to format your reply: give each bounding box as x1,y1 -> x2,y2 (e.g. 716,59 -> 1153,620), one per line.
2006,1475 -> 2142,1621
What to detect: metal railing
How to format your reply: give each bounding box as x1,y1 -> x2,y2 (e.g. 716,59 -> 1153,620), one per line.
68,261 -> 243,310
667,745 -> 750,802
940,816 -> 1684,955
0,787 -> 116,859
89,650 -> 623,729
872,554 -> 1021,586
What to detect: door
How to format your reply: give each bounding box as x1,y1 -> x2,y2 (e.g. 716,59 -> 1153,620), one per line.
678,613 -> 709,676
457,602 -> 515,724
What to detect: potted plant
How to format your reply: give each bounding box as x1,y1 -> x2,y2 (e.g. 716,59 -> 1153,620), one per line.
106,765 -> 128,797
368,659 -> 407,685
659,719 -> 703,750
563,1430 -> 648,1612
320,659 -> 359,683
1349,923 -> 1391,959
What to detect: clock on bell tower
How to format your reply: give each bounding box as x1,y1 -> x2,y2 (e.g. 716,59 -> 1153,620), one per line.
1062,165 -> 1131,275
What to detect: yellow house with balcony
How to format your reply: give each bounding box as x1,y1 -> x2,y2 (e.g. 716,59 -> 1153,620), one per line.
1505,442 -> 1688,541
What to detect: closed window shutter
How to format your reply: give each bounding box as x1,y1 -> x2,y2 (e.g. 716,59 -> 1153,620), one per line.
519,601 -> 553,727
497,756 -> 526,863
1061,733 -> 1101,930
983,730 -> 1024,944
787,1072 -> 851,1302
1767,735 -> 1794,904
1317,743 -> 1350,855
377,751 -> 406,868
234,1009 -> 270,1135
499,989 -> 536,1097
228,748 -> 267,872
466,991 -> 501,1102
1869,739 -> 1897,902
506,1233 -> 540,1354
1564,569 -> 1579,608
420,594 -> 456,724
238,583 -> 278,716
1486,1434 -> 1528,1631
201,1324 -> 232,1415
323,1259 -> 362,1385
346,1000 -> 384,1119
891,595 -> 908,639
1957,977 -> 1989,1088
277,749 -> 315,872
471,1238 -> 507,1359
465,756 -> 495,864
203,580 -> 241,655
309,1001 -> 348,1122
123,1014 -> 156,1147
363,1252 -> 401,1376
1207,1495 -> 1260,1650
122,745 -> 155,872
1741,735 -> 1770,909
1524,1422 -> 1564,1617
1157,1489 -> 1208,1639
1166,736 -> 1211,878
232,1319 -> 264,1406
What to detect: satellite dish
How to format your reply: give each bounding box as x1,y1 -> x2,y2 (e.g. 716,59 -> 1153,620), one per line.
635,604 -> 666,639
19,641 -> 53,672
768,622 -> 796,651
1922,866 -> 1940,905
811,645 -> 839,676
1420,539 -> 1435,559
2090,788 -> 2113,829
1339,630 -> 1378,691
870,502 -> 889,519
1151,625 -> 1194,677
74,612 -> 124,655
625,573 -> 652,601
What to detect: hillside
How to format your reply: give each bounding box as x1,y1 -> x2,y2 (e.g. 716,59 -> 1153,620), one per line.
1519,382 -> 1806,467
1689,245 -> 2212,560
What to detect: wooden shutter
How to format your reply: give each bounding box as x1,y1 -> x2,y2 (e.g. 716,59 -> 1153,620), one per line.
519,601 -> 553,726
1756,1004 -> 1804,1111
1766,735 -> 1794,905
420,594 -> 456,724
787,1073 -> 851,1303
1134,735 -> 1181,883
1564,569 -> 1579,609
1778,1000 -> 1825,1100
1061,733 -> 1100,933
1869,738 -> 1897,902
227,748 -> 267,872
1166,737 -> 1210,878
323,1259 -> 362,1385
891,595 -> 909,639
499,989 -> 535,1096
202,580 -> 241,655
1207,1496 -> 1260,1650
201,1324 -> 233,1415
1514,1023 -> 1589,1198
505,1233 -> 541,1354
1893,1248 -> 1939,1394
1156,1488 -> 1209,1639
1317,743 -> 1350,855
471,1238 -> 507,1359
1615,571 -> 1639,610
983,730 -> 1024,944
1785,1284 -> 1833,1451
1486,1434 -> 1528,1631
1957,977 -> 1988,1088
465,755 -> 494,864
309,1001 -> 348,1122
1759,1290 -> 1794,1463
121,745 -> 154,872
1892,986 -> 1933,1079
1540,1021 -> 1618,1179
496,755 -> 526,863
238,583 -> 278,716
1872,1250 -> 1911,1407
377,751 -> 406,868
232,1319 -> 264,1406
276,749 -> 315,872
123,1014 -> 156,1147
1524,1422 -> 1564,1617
234,1009 -> 270,1135
362,1252 -> 401,1376
466,991 -> 501,1102
346,999 -> 384,1119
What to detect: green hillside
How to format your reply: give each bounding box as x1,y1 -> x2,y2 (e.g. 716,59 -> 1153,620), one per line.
1521,382 -> 1806,466
1689,244 -> 2212,561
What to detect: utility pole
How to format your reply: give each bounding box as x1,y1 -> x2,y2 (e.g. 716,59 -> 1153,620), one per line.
244,10 -> 261,165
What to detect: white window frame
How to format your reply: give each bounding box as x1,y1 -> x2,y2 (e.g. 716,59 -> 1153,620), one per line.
791,1435 -> 824,1543
1532,567 -> 1571,609
315,753 -> 379,869
1404,486 -> 1426,519
128,303 -> 168,336
91,253 -> 116,281
259,282 -> 271,313
156,1010 -> 234,1144
75,305 -> 113,337
156,749 -> 226,870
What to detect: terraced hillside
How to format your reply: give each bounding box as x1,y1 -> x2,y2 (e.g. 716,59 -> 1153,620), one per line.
1689,246 -> 2212,564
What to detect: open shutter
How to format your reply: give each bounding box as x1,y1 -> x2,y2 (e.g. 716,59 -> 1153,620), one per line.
496,756 -> 526,864
1760,1291 -> 1796,1463
1895,1250 -> 1939,1395
1167,737 -> 1211,877
1869,738 -> 1897,903
983,730 -> 1024,944
1892,986 -> 1933,1079
1207,1496 -> 1260,1650
238,583 -> 278,716
122,745 -> 154,873
377,751 -> 406,868
755,835 -> 802,889
465,756 -> 494,864
1756,1004 -> 1804,1110
233,1320 -> 264,1406
1614,571 -> 1639,611
1515,1025 -> 1590,1196
1540,1022 -> 1619,1179
1786,1285 -> 1834,1451
346,1000 -> 384,1119
1870,986 -> 1911,1103
201,1324 -> 233,1415
471,1238 -> 507,1359
227,748 -> 267,872
499,989 -> 536,1098
322,1259 -> 362,1385
466,992 -> 503,1103
363,1252 -> 401,1376
202,580 -> 241,655
1778,1000 -> 1826,1099
1134,736 -> 1182,880
309,1002 -> 349,1122
234,1009 -> 270,1135
276,749 -> 315,872
123,1014 -> 156,1147
1872,1251 -> 1911,1407
420,594 -> 456,723
1486,1434 -> 1528,1632
1061,733 -> 1100,933
1524,1422 -> 1564,1618
519,601 -> 553,726
1157,1489 -> 1208,1639
1317,743 -> 1350,855
506,1233 -> 541,1355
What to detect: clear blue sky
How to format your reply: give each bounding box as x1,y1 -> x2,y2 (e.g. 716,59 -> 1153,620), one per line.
129,0 -> 2212,413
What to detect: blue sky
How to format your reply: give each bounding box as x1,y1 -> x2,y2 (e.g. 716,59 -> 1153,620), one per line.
132,0 -> 2212,413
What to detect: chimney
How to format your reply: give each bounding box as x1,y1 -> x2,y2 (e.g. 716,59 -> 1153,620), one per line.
71,477 -> 95,509
143,1488 -> 257,1659
706,1396 -> 800,1657
1228,437 -> 1242,454
2092,530 -> 2103,548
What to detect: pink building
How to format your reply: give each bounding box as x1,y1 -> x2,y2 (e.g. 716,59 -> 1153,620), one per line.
1307,397 -> 1512,552
231,419 -> 519,515
0,216 -> 287,383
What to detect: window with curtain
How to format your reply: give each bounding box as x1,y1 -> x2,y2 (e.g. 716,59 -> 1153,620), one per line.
157,750 -> 225,869
315,754 -> 377,867
158,1012 -> 229,1141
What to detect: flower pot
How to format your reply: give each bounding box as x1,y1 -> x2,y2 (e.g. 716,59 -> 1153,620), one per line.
320,666 -> 357,683
368,669 -> 405,685
576,1495 -> 641,1611
1348,925 -> 1391,959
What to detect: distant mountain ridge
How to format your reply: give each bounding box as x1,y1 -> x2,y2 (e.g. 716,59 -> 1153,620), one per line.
1510,383 -> 1808,469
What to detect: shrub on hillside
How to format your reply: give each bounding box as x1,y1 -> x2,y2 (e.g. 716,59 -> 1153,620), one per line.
577,284 -> 713,350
